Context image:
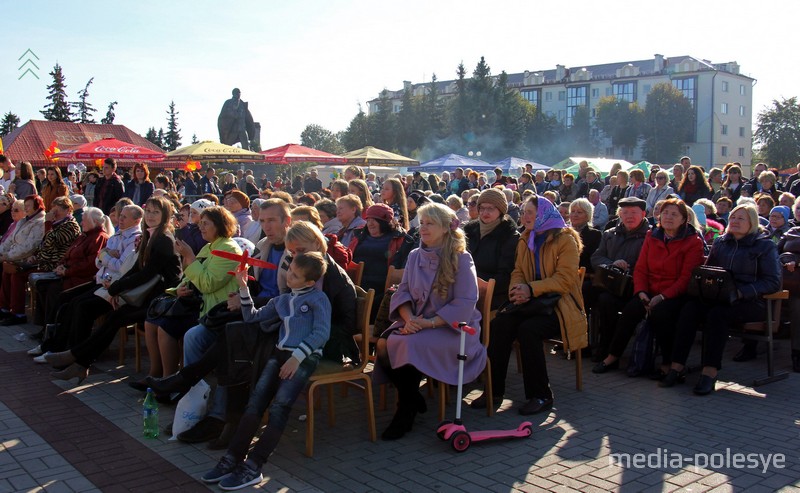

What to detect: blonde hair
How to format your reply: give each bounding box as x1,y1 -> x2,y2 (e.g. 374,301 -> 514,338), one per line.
417,203 -> 465,298
728,204 -> 761,236
285,220 -> 327,255
290,206 -> 324,230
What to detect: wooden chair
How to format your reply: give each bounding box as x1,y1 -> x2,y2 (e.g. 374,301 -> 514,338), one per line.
544,266 -> 586,391
435,278 -> 496,421
728,290 -> 789,387
305,287 -> 376,457
358,265 -> 404,411
346,261 -> 365,287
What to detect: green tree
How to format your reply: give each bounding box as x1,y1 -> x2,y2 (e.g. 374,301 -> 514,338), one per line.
164,101 -> 181,151
73,78 -> 97,124
754,97 -> 800,167
566,106 -> 597,156
641,83 -> 694,163
300,123 -> 345,154
340,105 -> 370,151
492,71 -> 530,159
41,63 -> 73,122
396,85 -> 422,155
100,101 -> 117,124
595,96 -> 643,154
0,112 -> 21,136
468,56 -> 496,140
526,107 -> 561,163
421,74 -> 447,141
369,89 -> 396,151
157,128 -> 166,149
448,62 -> 470,146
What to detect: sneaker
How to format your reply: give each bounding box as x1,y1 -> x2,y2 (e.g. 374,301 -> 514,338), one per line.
200,455 -> 237,484
27,345 -> 43,356
218,461 -> 263,491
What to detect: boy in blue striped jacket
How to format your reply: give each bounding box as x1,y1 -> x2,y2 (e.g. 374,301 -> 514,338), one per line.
202,252 -> 330,490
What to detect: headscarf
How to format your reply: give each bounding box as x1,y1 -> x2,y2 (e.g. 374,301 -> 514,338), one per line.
527,195 -> 566,251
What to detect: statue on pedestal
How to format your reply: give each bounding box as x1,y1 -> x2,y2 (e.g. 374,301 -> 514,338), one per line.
218,88 -> 256,149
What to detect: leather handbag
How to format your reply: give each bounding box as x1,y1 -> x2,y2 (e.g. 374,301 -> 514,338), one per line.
497,293 -> 561,317
593,264 -> 634,298
147,292 -> 202,319
199,300 -> 243,333
118,275 -> 162,307
687,265 -> 737,304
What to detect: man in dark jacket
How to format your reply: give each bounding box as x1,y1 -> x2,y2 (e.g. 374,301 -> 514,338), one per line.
93,158 -> 125,215
303,170 -> 323,193
199,168 -> 221,195
589,197 -> 651,362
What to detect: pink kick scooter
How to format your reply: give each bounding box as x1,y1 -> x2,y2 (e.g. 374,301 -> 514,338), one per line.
436,322 -> 533,452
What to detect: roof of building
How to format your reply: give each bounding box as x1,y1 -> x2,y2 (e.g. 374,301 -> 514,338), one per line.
1,120 -> 164,168
372,55 -> 752,102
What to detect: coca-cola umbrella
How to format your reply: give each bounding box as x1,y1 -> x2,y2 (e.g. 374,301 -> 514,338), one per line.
260,143 -> 346,178
53,138 -> 166,161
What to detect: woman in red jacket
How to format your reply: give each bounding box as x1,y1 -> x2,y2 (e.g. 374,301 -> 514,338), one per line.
35,207 -> 112,330
593,198 -> 704,376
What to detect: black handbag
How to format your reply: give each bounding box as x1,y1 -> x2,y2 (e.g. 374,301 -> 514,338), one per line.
199,300 -> 243,332
497,293 -> 561,317
687,265 -> 737,304
593,264 -> 634,298
218,320 -> 278,388
147,291 -> 203,319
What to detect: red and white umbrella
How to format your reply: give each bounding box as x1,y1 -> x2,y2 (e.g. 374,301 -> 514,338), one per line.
54,138 -> 166,161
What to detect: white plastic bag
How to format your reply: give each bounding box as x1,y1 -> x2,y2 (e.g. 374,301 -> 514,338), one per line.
170,380 -> 211,441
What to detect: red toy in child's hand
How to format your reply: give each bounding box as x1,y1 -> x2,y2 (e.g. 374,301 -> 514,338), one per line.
211,249 -> 277,281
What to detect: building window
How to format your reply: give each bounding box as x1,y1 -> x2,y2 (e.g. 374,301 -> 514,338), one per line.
545,92 -> 553,102
721,124 -> 728,135
739,127 -> 745,137
738,147 -> 745,157
591,88 -> 599,98
613,81 -> 636,102
520,89 -> 540,108
591,108 -> 596,118
393,103 -> 401,113
566,86 -> 588,127
739,105 -> 746,117
558,110 -> 565,122
558,91 -> 566,101
672,77 -> 697,108
721,103 -> 728,114
721,146 -> 728,157
740,84 -> 746,95
722,81 -> 729,92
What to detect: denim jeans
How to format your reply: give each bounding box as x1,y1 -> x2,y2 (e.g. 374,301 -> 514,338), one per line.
227,350 -> 320,462
183,324 -> 226,420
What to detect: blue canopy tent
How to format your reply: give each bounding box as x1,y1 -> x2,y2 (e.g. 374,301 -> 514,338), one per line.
418,153 -> 493,173
491,157 -> 549,174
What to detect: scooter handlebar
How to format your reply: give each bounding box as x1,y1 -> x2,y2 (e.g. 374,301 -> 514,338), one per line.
452,322 -> 476,335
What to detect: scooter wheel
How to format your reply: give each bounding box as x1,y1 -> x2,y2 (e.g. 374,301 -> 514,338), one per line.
451,431 -> 471,452
436,420 -> 453,440
520,423 -> 533,437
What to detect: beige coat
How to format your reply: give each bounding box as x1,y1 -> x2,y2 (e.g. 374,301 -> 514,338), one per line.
510,228 -> 588,350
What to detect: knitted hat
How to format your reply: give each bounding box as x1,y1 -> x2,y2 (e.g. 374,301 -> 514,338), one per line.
70,194 -> 87,209
691,204 -> 707,226
190,199 -> 214,214
407,191 -> 430,208
771,205 -> 790,223
228,190 -> 250,209
365,203 -> 394,223
477,188 -> 508,215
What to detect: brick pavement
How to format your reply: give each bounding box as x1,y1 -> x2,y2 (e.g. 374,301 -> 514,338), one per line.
1,321 -> 799,492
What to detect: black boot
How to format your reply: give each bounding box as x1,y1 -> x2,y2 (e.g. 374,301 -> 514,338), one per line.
381,404 -> 416,441
145,372 -> 191,395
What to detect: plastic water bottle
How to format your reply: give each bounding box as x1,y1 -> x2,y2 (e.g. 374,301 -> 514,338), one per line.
143,388 -> 159,439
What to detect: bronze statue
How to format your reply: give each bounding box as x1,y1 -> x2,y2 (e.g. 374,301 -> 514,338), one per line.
218,88 -> 255,149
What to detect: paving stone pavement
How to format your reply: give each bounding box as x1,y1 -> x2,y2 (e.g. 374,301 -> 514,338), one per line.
1,321 -> 799,492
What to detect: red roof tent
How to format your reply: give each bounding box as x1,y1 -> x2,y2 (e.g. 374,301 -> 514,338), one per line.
2,120 -> 165,169
260,143 -> 346,164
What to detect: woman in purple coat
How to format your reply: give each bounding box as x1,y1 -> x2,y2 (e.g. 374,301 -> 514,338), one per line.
376,202 -> 485,441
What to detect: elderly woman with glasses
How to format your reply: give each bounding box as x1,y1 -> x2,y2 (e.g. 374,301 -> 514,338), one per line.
645,170 -> 675,217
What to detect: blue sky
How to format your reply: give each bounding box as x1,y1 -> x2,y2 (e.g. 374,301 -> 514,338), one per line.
1,0 -> 797,150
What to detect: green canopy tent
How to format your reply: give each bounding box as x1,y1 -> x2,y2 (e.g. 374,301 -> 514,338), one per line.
554,157 -> 633,178
627,161 -> 673,178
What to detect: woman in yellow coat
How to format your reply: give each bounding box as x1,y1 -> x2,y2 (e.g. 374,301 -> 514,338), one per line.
473,195 -> 587,415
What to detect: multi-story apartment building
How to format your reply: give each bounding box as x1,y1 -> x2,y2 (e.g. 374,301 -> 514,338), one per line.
368,54 -> 755,168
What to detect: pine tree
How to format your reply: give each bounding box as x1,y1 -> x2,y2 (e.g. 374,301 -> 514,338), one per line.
448,62 -> 470,145
164,101 -> 181,151
341,105 -> 371,151
157,128 -> 165,149
145,127 -> 160,147
396,85 -> 421,155
73,78 -> 97,123
0,112 -> 21,136
101,101 -> 117,124
41,63 -> 73,122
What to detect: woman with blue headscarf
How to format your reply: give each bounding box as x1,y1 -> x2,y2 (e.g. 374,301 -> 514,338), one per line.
471,195 -> 587,415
